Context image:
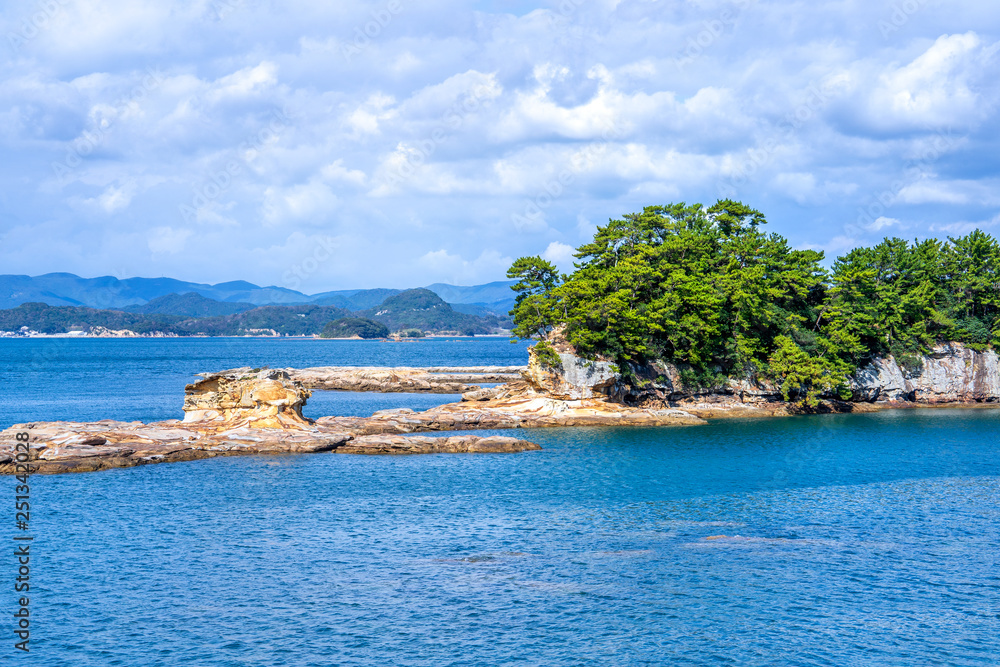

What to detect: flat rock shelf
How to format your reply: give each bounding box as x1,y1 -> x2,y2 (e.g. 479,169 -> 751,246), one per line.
281,365 -> 526,394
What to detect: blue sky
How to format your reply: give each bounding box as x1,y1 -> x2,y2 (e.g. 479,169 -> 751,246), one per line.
1,0 -> 997,292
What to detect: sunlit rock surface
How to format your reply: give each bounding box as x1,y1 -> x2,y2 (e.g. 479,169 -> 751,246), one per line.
183,368 -> 313,428
279,366 -> 524,394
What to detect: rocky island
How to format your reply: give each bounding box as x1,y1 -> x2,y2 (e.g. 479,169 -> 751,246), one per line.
4,199 -> 1000,475
4,334 -> 999,475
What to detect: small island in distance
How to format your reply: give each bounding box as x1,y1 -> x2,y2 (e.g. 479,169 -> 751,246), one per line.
320,317 -> 389,339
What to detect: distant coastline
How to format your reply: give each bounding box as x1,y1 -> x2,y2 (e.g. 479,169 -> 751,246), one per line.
0,288 -> 514,339
0,331 -> 511,339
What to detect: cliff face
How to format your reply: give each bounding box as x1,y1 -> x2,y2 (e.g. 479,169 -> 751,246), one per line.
521,348 -> 618,400
852,343 -> 1000,403
528,342 -> 1000,407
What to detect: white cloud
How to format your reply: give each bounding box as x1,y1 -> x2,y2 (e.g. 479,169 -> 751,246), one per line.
208,62 -> 279,103
418,249 -> 514,285
849,32 -> 999,132
1,2 -> 999,289
261,181 -> 339,226
930,213 -> 1000,235
542,241 -> 576,271
320,160 -> 367,186
147,226 -> 193,254
867,216 -> 902,231
86,181 -> 135,213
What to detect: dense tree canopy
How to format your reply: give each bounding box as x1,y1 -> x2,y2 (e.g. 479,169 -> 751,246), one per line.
508,200 -> 1000,405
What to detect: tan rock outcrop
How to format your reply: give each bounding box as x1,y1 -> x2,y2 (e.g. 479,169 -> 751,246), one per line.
317,393 -> 706,434
0,415 -> 545,474
0,419 -> 354,474
522,346 -> 618,400
523,339 -> 1000,409
183,368 -> 313,428
461,387 -> 502,401
0,367 -> 553,475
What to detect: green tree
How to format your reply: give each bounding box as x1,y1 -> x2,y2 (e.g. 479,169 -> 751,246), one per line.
767,335 -> 852,407
823,237 -> 949,358
942,230 -> 1000,348
507,256 -> 562,340
505,199 -> 1000,404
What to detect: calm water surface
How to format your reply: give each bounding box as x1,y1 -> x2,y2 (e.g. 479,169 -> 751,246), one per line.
0,337 -> 530,426
3,339 -> 998,665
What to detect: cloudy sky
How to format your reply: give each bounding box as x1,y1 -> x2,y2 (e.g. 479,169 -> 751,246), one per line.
1,0 -> 997,292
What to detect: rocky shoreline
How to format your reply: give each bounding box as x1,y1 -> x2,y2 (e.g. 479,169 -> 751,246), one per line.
527,339 -> 1000,411
3,341 -> 998,475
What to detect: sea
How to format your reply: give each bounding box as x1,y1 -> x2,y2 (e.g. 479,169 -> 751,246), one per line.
2,337 -> 998,665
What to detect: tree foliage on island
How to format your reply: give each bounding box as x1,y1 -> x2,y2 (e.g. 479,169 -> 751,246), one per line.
506,256 -> 563,340
507,200 -> 1000,405
822,231 -> 1000,360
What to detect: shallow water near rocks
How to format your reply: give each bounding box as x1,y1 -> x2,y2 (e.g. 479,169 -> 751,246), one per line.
4,339 -> 1000,665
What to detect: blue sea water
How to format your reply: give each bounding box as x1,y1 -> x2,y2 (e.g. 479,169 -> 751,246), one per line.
0,336 -> 531,427
3,338 -> 1000,665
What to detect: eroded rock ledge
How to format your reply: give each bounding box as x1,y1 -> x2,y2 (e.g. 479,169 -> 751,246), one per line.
276,366 -> 525,394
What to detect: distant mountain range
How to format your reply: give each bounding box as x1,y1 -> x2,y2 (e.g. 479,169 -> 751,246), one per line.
0,274 -> 517,336
0,288 -> 508,336
0,272 -> 517,316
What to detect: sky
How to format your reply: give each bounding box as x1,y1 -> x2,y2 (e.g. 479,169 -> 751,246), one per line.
0,0 -> 998,293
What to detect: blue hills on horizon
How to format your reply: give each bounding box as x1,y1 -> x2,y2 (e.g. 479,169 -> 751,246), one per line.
0,273 -> 518,317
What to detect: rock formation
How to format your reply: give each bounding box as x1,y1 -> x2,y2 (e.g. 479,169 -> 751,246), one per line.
183,368 -> 313,428
852,343 -> 1000,403
318,397 -> 705,435
519,344 -> 786,413
0,368 -> 545,475
21,339 -> 999,476
338,434 -> 541,455
521,348 -> 618,400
